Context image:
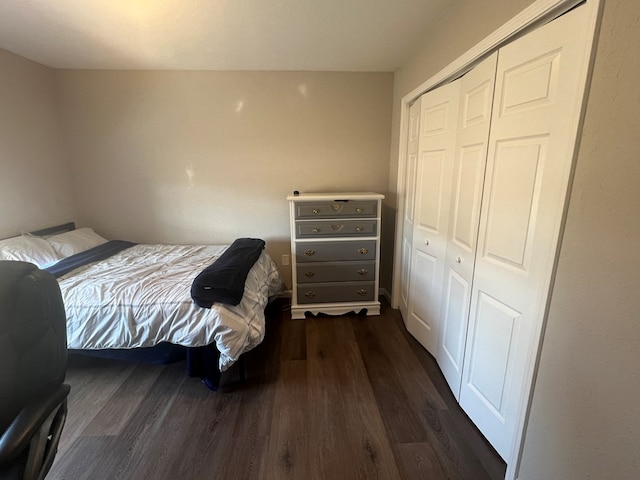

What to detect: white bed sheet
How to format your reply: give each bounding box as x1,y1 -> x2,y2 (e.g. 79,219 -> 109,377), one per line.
57,243 -> 283,371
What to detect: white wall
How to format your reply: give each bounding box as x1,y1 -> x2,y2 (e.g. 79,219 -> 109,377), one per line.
0,49 -> 75,238
55,70 -> 393,288
390,0 -> 640,478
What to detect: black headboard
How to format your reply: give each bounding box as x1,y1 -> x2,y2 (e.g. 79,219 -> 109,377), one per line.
30,222 -> 76,237
1,222 -> 76,241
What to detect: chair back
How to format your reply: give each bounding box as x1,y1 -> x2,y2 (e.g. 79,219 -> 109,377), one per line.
0,261 -> 68,433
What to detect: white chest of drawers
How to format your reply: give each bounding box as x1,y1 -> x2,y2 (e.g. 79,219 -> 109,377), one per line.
287,192 -> 384,319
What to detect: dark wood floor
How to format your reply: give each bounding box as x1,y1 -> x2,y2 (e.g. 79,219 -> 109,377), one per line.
48,299 -> 505,480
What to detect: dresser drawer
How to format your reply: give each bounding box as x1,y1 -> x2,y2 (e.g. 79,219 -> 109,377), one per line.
295,219 -> 377,238
294,200 -> 378,219
295,240 -> 376,263
296,281 -> 376,304
296,261 -> 376,283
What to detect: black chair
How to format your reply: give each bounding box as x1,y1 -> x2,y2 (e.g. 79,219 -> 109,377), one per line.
0,261 -> 70,480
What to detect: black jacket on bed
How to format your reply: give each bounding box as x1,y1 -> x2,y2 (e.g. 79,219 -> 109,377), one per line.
190,238 -> 265,308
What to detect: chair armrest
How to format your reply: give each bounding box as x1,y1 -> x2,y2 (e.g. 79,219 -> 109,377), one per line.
0,383 -> 70,463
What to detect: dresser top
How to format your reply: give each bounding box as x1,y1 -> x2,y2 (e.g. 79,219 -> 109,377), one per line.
286,192 -> 385,201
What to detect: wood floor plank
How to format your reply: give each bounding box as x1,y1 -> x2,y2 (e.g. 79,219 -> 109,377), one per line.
351,315 -> 438,444
395,442 -> 449,479
83,362 -> 188,479
55,356 -> 138,454
129,387 -> 243,480
279,317 -> 307,362
307,316 -> 401,480
358,311 -> 448,410
265,359 -> 308,480
82,361 -> 163,436
306,317 -> 362,480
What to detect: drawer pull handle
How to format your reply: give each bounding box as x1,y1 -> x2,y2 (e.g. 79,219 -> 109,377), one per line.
312,209 -> 320,214
332,204 -> 342,212
305,291 -> 316,299
358,248 -> 369,255
312,228 -> 321,233
356,208 -> 363,214
304,271 -> 316,278
356,289 -> 368,296
331,224 -> 343,231
304,249 -> 316,256
357,268 -> 368,276
355,226 -> 363,232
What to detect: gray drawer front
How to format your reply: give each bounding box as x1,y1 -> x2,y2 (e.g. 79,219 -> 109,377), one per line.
297,261 -> 376,283
294,200 -> 377,219
296,281 -> 375,304
295,240 -> 376,262
295,219 -> 377,238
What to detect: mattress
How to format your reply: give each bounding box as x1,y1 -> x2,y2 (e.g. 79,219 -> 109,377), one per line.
56,243 -> 283,371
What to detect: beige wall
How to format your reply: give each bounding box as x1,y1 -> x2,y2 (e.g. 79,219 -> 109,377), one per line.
55,70 -> 393,288
0,49 -> 75,238
390,0 -> 640,478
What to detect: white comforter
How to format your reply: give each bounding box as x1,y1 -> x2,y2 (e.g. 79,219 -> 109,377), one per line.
57,244 -> 283,371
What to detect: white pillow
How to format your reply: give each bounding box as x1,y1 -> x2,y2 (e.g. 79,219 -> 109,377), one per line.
0,234 -> 61,268
46,227 -> 108,258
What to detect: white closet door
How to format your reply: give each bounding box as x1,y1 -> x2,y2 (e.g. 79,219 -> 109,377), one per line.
459,4 -> 595,460
406,80 -> 460,355
399,99 -> 421,323
438,52 -> 498,398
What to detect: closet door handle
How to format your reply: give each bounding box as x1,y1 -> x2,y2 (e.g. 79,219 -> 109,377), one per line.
456,256 -> 462,264
424,239 -> 430,246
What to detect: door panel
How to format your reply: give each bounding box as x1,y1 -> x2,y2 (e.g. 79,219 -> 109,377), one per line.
452,144 -> 487,251
499,50 -> 561,116
406,250 -> 438,348
440,269 -> 470,374
465,291 -> 521,417
416,150 -> 445,232
482,137 -> 547,271
437,53 -> 497,397
406,80 -> 460,355
459,4 -> 595,460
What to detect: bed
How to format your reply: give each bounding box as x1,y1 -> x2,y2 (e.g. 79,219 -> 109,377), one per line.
0,223 -> 283,390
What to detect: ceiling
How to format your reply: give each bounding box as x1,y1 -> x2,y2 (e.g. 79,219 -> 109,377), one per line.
0,0 -> 454,72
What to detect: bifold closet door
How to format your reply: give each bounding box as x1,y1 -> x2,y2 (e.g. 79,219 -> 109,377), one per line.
405,80 -> 460,355
399,99 -> 421,323
458,4 -> 596,460
438,52 -> 498,398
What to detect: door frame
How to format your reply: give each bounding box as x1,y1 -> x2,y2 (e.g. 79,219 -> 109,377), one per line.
391,0 -> 603,477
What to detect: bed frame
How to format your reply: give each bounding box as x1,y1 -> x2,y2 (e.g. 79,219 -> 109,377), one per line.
22,221 -> 243,391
